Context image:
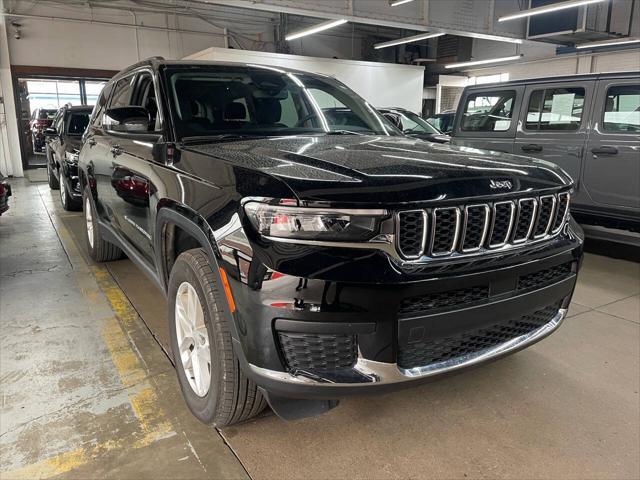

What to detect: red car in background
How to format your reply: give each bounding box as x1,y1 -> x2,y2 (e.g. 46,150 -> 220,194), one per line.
29,108 -> 57,153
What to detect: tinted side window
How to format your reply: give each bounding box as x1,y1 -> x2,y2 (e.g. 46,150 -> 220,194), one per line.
603,85 -> 640,133
131,72 -> 161,131
525,87 -> 585,131
109,76 -> 136,109
90,82 -> 114,127
461,90 -> 515,132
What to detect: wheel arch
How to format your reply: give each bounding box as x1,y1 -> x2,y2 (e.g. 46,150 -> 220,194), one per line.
155,201 -> 240,341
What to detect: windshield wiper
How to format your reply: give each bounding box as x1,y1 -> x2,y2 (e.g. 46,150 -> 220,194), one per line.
180,134 -> 261,145
325,129 -> 371,136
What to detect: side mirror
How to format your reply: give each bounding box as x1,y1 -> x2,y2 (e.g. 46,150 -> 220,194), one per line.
105,106 -> 150,133
44,127 -> 57,137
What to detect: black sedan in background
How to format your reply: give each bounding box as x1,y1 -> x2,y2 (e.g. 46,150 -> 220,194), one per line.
379,107 -> 450,143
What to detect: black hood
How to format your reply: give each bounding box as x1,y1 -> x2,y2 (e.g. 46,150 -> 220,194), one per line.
182,135 -> 571,205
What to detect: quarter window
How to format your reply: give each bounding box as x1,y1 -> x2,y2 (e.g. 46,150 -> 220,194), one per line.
526,87 -> 585,130
603,85 -> 640,133
461,90 -> 516,132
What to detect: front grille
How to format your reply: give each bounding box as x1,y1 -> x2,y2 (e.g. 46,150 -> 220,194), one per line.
397,210 -> 425,258
513,199 -> 537,243
551,192 -> 570,233
533,196 -> 555,238
397,302 -> 562,369
518,262 -> 572,291
396,192 -> 570,260
398,285 -> 489,317
278,332 -> 357,372
430,208 -> 459,255
462,205 -> 490,252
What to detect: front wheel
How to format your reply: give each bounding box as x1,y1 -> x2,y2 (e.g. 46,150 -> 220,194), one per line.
47,156 -> 59,190
168,248 -> 266,426
83,187 -> 123,262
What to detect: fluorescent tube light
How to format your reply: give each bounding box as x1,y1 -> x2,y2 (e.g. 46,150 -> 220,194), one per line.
374,32 -> 445,49
285,19 -> 348,41
467,32 -> 523,44
576,37 -> 640,49
498,0 -> 606,22
445,54 -> 523,69
390,0 -> 417,5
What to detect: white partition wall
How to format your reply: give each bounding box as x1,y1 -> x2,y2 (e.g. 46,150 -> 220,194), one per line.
184,47 -> 425,113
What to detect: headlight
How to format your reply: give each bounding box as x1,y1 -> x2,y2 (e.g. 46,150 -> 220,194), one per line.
243,202 -> 387,242
65,151 -> 79,165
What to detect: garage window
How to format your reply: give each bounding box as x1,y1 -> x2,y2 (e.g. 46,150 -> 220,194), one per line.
461,90 -> 516,132
603,85 -> 640,133
525,87 -> 585,130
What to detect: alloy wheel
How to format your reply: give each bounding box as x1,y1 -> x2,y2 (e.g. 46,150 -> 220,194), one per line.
175,281 -> 211,397
59,177 -> 66,207
85,197 -> 94,249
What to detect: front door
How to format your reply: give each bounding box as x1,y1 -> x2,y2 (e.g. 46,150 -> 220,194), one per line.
514,81 -> 594,208
583,79 -> 640,212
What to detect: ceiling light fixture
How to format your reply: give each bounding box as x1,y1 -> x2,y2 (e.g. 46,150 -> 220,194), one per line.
285,18 -> 348,41
390,0 -> 418,6
374,32 -> 445,49
466,32 -> 524,44
576,37 -> 640,48
498,0 -> 606,22
445,54 -> 523,69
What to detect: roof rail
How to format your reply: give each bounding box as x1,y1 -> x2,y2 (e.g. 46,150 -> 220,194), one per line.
117,56 -> 166,77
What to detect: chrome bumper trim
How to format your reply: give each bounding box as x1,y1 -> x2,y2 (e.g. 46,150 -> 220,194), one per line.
248,308 -> 567,387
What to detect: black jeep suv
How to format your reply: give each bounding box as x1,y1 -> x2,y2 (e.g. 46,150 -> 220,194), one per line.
45,105 -> 93,210
78,58 -> 583,426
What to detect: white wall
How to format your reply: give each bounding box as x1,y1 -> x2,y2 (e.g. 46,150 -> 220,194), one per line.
185,47 -> 426,112
6,8 -> 228,69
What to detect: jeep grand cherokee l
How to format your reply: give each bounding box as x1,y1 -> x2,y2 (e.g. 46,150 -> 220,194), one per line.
78,58 -> 583,426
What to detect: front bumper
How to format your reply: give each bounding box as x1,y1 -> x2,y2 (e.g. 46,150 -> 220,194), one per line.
218,219 -> 583,399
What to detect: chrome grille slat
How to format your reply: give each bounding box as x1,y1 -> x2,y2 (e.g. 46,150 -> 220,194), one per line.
396,192 -> 570,261
430,207 -> 461,256
488,201 -> 516,248
512,198 -> 538,244
461,204 -> 491,253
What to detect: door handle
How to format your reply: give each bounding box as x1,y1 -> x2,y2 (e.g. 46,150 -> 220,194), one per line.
521,144 -> 543,152
591,146 -> 618,155
110,145 -> 123,156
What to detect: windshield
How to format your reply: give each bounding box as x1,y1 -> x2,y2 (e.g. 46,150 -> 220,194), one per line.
65,112 -> 90,136
39,109 -> 56,120
393,110 -> 441,134
164,66 -> 398,140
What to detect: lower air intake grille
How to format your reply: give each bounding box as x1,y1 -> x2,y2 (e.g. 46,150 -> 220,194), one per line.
278,332 -> 357,372
518,262 -> 572,291
398,285 -> 489,317
397,302 -> 562,369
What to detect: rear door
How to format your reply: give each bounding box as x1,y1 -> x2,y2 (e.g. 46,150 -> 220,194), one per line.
452,86 -> 523,154
514,80 -> 594,206
583,79 -> 640,212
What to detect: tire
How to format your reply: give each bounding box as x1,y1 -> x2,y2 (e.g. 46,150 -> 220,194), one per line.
168,248 -> 267,427
47,156 -> 59,190
59,175 -> 78,211
83,186 -> 123,262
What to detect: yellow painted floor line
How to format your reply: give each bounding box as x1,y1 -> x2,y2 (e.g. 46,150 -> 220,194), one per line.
3,210 -> 175,480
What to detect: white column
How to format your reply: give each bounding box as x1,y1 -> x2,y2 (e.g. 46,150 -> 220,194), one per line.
0,5 -> 24,178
